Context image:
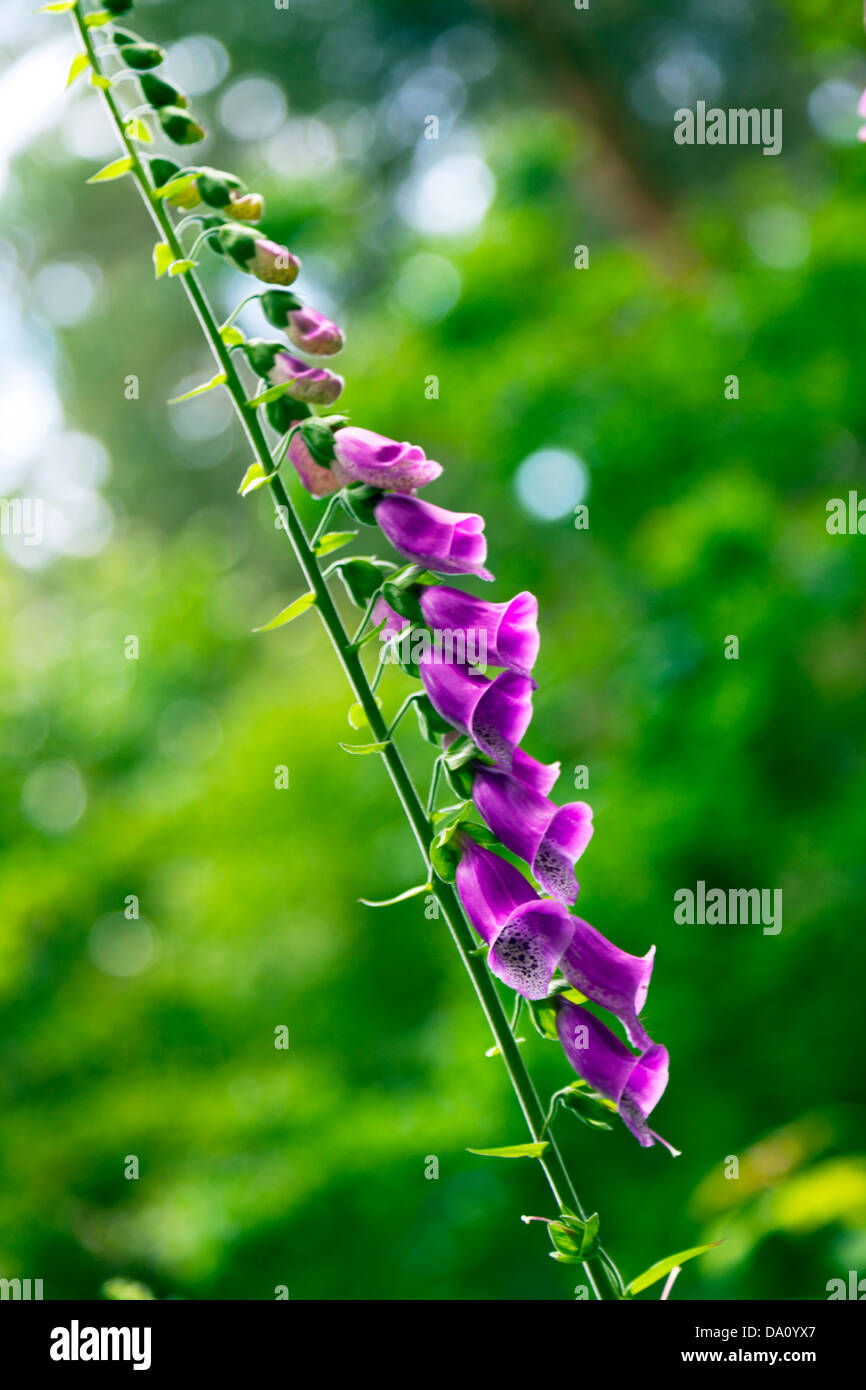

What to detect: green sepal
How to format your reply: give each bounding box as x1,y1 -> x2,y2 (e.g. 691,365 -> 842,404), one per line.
443,734 -> 480,773
381,581 -> 423,622
413,693 -> 453,745
299,415 -> 339,465
158,106 -> 206,144
242,338 -> 280,377
140,72 -> 186,109
443,759 -> 475,801
332,556 -> 396,609
386,625 -> 423,679
265,394 -> 309,434
429,824 -> 460,882
260,288 -> 302,328
218,223 -> 257,269
547,1211 -> 600,1264
340,484 -> 382,528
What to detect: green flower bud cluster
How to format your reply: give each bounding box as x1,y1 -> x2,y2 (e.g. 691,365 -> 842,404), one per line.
112,24 -> 204,144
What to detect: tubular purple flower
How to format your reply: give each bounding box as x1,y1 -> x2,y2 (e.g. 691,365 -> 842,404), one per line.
560,922 -> 655,1052
333,427 -> 442,493
374,496 -> 493,580
286,306 -> 345,356
555,999 -> 676,1152
420,660 -> 534,767
455,836 -> 575,999
417,586 -> 539,677
268,351 -> 344,405
286,434 -> 342,498
471,764 -> 592,905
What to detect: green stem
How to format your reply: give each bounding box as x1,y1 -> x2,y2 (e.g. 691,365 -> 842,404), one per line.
72,0 -> 619,1301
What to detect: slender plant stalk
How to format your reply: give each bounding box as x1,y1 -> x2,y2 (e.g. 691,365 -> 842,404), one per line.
72,1 -> 623,1300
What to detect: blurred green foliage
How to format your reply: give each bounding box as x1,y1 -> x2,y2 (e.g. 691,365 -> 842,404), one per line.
0,0 -> 864,1300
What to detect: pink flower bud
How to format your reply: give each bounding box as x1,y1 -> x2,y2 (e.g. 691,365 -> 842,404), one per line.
285,306 -> 344,356
251,237 -> 301,285
269,351 -> 344,405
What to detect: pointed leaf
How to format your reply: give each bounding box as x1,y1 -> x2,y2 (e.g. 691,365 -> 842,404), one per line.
219,324 -> 245,347
314,531 -> 357,558
153,241 -> 173,279
246,380 -> 297,409
339,741 -> 390,756
85,10 -> 111,27
253,592 -> 316,633
66,53 -> 90,87
167,372 -> 227,404
626,1243 -> 721,1298
89,72 -> 111,91
152,172 -> 200,202
359,882 -> 431,908
86,156 -> 134,184
124,117 -> 152,145
40,1 -> 76,11
169,258 -> 197,276
237,462 -> 276,497
467,1142 -> 550,1160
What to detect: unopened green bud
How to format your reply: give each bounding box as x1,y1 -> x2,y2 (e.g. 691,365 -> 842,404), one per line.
196,168 -> 243,209
113,31 -> 165,70
104,0 -> 134,14
158,106 -> 206,145
140,73 -> 186,109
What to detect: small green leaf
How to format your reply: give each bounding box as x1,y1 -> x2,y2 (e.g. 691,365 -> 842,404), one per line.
237,462 -> 275,497
246,380 -> 297,409
626,1243 -> 721,1298
253,592 -> 316,633
153,242 -> 173,279
39,1 -> 76,12
124,117 -> 152,144
219,324 -> 245,347
86,156 -> 134,184
66,53 -> 90,87
90,72 -> 111,90
167,372 -> 227,404
169,258 -> 196,276
467,1142 -> 550,1160
85,10 -> 111,27
347,698 -> 382,730
339,740 -> 390,756
152,172 -> 200,202
359,882 -> 431,907
314,531 -> 357,558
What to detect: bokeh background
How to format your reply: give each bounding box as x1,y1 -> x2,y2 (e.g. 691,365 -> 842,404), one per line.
1,0 -> 865,1301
